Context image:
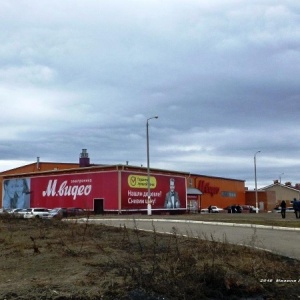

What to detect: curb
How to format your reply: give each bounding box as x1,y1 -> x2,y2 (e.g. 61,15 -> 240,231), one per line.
76,218 -> 300,232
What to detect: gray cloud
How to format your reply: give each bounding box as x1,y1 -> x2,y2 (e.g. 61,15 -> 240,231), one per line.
1,1 -> 300,189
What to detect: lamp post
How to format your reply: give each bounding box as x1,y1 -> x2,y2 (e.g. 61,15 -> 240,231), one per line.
146,115 -> 158,216
279,173 -> 284,184
279,172 -> 284,204
254,150 -> 261,213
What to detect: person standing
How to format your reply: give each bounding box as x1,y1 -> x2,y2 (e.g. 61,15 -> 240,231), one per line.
293,198 -> 300,219
280,200 -> 286,219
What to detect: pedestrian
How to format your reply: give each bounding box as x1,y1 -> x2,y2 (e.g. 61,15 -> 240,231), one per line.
280,200 -> 286,219
293,198 -> 300,219
208,205 -> 212,213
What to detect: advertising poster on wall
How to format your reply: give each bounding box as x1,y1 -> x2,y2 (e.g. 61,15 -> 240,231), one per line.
3,178 -> 31,209
121,172 -> 187,210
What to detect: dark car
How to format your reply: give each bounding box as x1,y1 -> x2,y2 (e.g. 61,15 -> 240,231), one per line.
66,207 -> 86,217
224,205 -> 242,213
43,207 -> 86,219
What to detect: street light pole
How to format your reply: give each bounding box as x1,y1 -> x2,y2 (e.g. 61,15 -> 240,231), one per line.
146,116 -> 158,216
279,172 -> 284,204
279,173 -> 284,185
254,150 -> 261,213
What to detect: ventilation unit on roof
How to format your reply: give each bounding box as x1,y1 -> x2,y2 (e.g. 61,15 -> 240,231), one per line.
79,149 -> 90,167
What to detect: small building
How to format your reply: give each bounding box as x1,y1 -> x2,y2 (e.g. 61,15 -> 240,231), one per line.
260,180 -> 300,207
245,190 -> 276,212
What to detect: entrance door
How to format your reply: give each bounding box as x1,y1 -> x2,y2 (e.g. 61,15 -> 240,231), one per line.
94,199 -> 104,214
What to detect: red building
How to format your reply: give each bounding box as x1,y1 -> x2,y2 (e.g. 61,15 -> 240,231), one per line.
1,149 -> 246,214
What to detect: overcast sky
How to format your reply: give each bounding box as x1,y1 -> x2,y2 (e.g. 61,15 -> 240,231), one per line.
1,0 -> 300,189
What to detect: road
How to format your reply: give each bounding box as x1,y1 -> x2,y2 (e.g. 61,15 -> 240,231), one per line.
84,218 -> 300,260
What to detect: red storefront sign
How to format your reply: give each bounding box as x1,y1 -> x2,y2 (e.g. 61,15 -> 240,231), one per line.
197,180 -> 219,196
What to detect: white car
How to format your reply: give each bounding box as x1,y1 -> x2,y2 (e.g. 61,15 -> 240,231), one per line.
248,206 -> 260,213
201,206 -> 224,213
23,208 -> 50,219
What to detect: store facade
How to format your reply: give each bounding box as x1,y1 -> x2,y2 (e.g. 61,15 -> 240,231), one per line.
188,174 -> 245,211
2,166 -> 189,213
1,150 -> 246,214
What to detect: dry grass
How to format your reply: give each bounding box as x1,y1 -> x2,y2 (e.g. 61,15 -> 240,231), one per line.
0,214 -> 299,299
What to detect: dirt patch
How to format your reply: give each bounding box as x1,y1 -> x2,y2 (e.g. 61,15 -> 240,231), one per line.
0,215 -> 299,299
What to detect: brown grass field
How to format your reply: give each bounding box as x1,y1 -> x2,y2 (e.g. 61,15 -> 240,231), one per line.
0,212 -> 299,299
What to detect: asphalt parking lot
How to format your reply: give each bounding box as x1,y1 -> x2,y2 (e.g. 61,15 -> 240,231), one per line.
85,212 -> 300,260
89,210 -> 300,228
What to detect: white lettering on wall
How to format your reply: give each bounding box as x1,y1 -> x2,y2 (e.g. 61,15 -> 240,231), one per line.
42,179 -> 92,200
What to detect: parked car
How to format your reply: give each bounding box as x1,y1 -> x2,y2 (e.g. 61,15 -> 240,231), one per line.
66,207 -> 86,217
224,205 -> 242,213
23,208 -> 50,219
8,208 -> 20,213
9,208 -> 31,217
11,208 -> 29,218
42,207 -> 68,219
224,205 -> 259,213
201,206 -> 224,213
42,207 -> 86,219
250,206 -> 260,213
241,205 -> 259,213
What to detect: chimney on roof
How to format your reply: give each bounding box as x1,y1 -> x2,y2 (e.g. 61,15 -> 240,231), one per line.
79,149 -> 90,167
273,179 -> 279,184
36,157 -> 40,170
285,181 -> 292,186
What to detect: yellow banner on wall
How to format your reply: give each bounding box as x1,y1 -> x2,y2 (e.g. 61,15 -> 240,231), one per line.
128,175 -> 157,189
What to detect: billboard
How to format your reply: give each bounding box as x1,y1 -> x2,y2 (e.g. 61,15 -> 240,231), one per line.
3,178 -> 31,209
2,172 -> 119,210
2,171 -> 187,211
121,171 -> 187,210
